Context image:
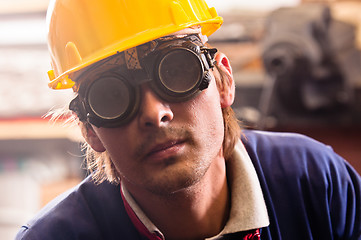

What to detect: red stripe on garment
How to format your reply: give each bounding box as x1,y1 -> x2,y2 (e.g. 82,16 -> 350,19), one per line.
244,228 -> 261,240
120,187 -> 163,240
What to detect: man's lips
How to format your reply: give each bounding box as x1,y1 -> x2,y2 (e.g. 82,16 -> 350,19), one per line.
134,128 -> 191,161
145,140 -> 185,160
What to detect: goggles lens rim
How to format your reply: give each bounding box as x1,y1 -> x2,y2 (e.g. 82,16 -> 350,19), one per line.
87,76 -> 133,120
157,48 -> 204,93
69,37 -> 217,128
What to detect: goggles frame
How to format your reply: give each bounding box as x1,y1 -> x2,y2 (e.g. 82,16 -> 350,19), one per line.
70,35 -> 217,128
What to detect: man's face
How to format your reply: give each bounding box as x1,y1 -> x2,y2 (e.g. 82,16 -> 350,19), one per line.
90,70 -> 227,195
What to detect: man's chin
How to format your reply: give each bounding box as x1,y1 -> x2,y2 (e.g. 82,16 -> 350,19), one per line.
141,167 -> 205,196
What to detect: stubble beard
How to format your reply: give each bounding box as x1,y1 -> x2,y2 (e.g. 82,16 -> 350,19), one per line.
142,156 -> 212,196
121,127 -> 214,196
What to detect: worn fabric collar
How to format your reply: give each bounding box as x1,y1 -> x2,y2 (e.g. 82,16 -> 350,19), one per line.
121,139 -> 269,239
207,140 -> 270,239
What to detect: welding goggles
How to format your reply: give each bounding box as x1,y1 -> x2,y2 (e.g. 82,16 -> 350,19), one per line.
69,35 -> 217,128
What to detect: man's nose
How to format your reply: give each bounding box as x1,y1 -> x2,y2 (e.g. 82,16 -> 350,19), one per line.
137,86 -> 174,128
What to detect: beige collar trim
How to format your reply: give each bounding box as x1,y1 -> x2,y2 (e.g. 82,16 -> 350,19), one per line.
207,140 -> 269,239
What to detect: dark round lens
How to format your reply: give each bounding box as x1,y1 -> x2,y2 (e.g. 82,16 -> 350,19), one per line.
87,77 -> 130,119
158,49 -> 202,93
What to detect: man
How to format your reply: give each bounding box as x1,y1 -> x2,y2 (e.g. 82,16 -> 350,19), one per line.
16,0 -> 361,239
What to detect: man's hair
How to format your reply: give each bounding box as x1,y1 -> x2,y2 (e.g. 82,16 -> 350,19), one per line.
78,64 -> 241,184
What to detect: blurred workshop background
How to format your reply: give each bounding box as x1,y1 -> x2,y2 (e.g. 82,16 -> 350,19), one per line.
0,0 -> 360,239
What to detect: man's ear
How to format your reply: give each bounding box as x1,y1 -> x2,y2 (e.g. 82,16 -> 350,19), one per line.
80,122 -> 106,152
214,52 -> 235,108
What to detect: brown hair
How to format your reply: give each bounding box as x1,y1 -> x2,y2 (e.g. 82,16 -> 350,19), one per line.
214,64 -> 242,160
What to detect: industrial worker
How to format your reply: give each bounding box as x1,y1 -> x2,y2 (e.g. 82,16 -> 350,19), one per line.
16,0 -> 361,239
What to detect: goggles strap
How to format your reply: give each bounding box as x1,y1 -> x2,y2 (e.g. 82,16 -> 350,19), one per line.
125,47 -> 142,70
198,47 -> 217,90
203,47 -> 217,68
69,95 -> 87,122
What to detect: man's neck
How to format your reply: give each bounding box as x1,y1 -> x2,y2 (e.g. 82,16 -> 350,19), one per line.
123,155 -> 230,240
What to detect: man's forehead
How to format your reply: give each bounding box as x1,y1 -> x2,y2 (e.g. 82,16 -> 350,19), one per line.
165,26 -> 208,44
97,32 -> 204,68
76,27 -> 205,71
72,29 -> 206,89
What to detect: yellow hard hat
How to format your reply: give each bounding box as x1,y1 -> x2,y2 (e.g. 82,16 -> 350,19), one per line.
46,0 -> 223,90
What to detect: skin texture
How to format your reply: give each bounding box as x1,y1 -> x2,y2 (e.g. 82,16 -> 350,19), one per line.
83,52 -> 235,239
